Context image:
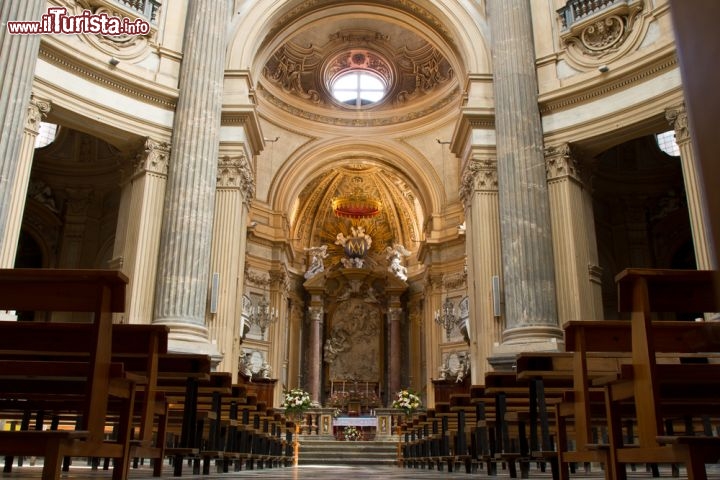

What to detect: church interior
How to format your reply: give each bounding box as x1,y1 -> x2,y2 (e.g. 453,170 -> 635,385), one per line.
1,0 -> 719,478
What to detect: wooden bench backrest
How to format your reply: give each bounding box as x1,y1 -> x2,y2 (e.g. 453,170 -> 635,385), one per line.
0,268 -> 127,441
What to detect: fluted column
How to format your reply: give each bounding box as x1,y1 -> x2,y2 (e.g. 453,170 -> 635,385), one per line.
0,96 -> 50,267
153,0 -> 230,355
488,0 -> 561,355
0,1 -> 46,257
111,138 -> 170,324
387,306 -> 402,399
208,154 -> 254,378
666,104 -> 716,269
460,155 -> 503,382
307,305 -> 324,403
545,144 -> 603,324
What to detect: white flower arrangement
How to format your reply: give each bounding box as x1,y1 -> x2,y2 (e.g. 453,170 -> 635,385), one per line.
343,425 -> 362,441
391,389 -> 421,413
281,388 -> 312,415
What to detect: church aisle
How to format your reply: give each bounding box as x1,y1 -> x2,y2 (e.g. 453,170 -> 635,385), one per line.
2,464 -> 720,479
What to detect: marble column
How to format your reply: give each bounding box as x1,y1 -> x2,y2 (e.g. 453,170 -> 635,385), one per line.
488,0 -> 561,357
0,1 -> 46,257
666,104 -> 716,269
307,305 -> 324,403
153,0 -> 230,356
545,144 -> 604,324
0,96 -> 50,267
208,154 -> 254,378
111,138 -> 170,324
387,306 -> 402,399
459,155 -> 503,382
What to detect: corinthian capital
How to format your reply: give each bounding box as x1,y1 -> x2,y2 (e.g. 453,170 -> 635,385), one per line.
134,138 -> 170,177
459,156 -> 498,205
217,154 -> 255,204
308,306 -> 323,323
665,104 -> 689,144
25,96 -> 51,135
545,143 -> 580,182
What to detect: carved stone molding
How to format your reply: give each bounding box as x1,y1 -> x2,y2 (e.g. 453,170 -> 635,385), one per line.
665,103 -> 689,144
133,137 -> 170,177
73,0 -> 157,62
545,143 -> 581,182
25,96 -> 51,135
245,267 -> 271,287
558,0 -> 645,63
459,156 -> 498,205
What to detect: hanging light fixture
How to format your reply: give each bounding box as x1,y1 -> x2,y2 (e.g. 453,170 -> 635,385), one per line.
332,176 -> 381,219
434,297 -> 459,340
332,189 -> 382,219
249,295 -> 278,337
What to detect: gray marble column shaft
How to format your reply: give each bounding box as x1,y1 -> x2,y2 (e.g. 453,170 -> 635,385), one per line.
307,306 -> 324,403
488,0 -> 560,344
153,0 -> 230,352
387,307 -> 402,398
0,1 -> 46,255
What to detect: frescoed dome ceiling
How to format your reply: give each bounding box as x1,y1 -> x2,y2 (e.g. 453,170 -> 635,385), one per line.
258,5 -> 460,127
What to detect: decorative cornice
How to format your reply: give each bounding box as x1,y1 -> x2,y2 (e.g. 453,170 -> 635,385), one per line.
545,143 -> 581,182
539,53 -> 677,114
38,40 -> 177,110
257,83 -> 460,127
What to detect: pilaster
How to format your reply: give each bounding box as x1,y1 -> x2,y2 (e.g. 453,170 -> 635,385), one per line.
460,155 -> 502,382
208,153 -> 254,378
545,143 -> 603,324
0,96 -> 51,267
112,138 -> 170,324
666,104 -> 716,269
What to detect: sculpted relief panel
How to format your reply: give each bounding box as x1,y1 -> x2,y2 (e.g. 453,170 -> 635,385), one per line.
324,298 -> 381,381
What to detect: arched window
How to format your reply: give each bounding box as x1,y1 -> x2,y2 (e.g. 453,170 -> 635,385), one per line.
331,71 -> 386,108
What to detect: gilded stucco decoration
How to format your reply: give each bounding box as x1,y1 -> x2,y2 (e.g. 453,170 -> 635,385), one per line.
261,26 -> 457,125
557,0 -> 645,68
292,165 -> 419,268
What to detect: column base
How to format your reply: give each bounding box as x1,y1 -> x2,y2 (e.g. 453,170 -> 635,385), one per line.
153,319 -> 222,365
488,325 -> 564,371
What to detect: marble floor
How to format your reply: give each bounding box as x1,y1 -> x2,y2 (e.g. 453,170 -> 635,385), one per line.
2,463 -> 720,479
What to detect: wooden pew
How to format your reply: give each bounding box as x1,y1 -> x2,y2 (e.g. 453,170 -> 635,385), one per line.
0,323 -> 170,477
0,268 -> 132,480
607,268 -> 720,480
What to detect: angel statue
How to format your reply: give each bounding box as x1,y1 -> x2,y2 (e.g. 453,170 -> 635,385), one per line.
385,243 -> 411,281
304,244 -> 328,279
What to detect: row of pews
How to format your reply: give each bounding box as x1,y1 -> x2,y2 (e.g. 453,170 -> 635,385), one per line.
399,268 -> 720,479
0,268 -> 295,480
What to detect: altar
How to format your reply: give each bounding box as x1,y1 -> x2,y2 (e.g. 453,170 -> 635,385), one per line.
332,416 -> 377,440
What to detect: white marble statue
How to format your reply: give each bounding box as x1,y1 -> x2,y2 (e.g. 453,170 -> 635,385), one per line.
385,243 -> 411,281
304,244 -> 328,279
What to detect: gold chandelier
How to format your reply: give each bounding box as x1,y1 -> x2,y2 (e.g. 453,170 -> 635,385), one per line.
331,190 -> 381,219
